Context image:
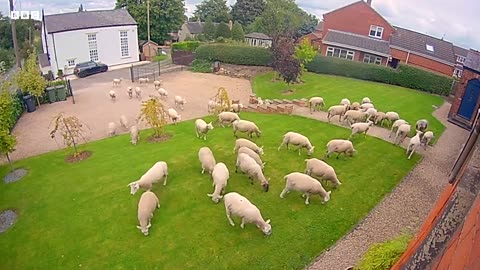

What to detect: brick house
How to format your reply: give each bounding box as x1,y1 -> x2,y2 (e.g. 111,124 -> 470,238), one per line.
453,45 -> 470,77
448,51 -> 480,130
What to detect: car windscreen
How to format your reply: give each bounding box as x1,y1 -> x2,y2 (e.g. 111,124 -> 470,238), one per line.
76,62 -> 95,68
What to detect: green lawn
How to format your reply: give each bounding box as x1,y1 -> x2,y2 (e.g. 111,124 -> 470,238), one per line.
253,72 -> 445,138
0,113 -> 419,269
153,54 -> 168,62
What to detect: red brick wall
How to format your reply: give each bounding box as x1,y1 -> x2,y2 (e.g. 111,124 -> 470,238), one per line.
298,33 -> 322,49
391,48 -> 454,76
323,2 -> 395,41
449,69 -> 480,121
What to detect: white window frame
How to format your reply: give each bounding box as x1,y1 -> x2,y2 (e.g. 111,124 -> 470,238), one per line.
66,59 -> 76,67
120,31 -> 129,57
457,56 -> 465,64
87,33 -> 99,62
426,44 -> 434,52
326,47 -> 355,60
363,54 -> 382,65
453,68 -> 463,78
369,25 -> 384,39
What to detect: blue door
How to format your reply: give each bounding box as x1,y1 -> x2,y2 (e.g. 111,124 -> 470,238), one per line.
458,79 -> 480,120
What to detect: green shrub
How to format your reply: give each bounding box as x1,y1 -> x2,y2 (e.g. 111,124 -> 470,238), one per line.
189,59 -> 213,73
355,234 -> 411,270
172,41 -> 201,52
215,37 -> 226,43
196,44 -> 272,66
306,56 -> 453,95
203,18 -> 216,40
231,22 -> 245,41
0,86 -> 24,132
215,22 -> 232,38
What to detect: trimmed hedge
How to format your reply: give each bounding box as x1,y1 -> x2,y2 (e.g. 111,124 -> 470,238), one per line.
195,44 -> 272,66
306,56 -> 453,95
172,41 -> 201,52
0,90 -> 24,132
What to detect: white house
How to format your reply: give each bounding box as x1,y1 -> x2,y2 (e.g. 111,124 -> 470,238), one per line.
41,9 -> 139,76
244,32 -> 272,48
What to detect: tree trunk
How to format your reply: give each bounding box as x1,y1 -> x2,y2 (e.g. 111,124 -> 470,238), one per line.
6,153 -> 14,172
36,96 -> 41,107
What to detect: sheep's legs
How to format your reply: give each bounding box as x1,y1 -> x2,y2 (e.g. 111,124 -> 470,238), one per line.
408,147 -> 416,159
226,211 -> 235,227
240,218 -> 245,228
201,166 -> 205,174
163,175 -> 168,186
279,188 -> 289,198
304,194 -> 310,205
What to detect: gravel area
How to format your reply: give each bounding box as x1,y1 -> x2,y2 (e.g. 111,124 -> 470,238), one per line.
297,102 -> 469,270
0,210 -> 17,234
3,168 -> 28,183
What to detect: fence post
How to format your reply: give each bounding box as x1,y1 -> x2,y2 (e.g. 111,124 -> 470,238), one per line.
68,79 -> 75,104
158,60 -> 161,76
130,64 -> 134,83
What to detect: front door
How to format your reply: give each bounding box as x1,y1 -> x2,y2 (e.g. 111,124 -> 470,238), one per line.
458,79 -> 480,120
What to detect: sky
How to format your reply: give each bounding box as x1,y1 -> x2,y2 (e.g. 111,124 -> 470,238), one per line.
1,0 -> 478,49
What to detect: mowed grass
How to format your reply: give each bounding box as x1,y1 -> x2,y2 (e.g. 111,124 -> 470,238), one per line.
0,113 -> 419,269
253,72 -> 445,139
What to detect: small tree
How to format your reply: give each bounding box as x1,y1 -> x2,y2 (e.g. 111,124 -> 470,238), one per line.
203,17 -> 216,40
272,36 -> 301,85
211,87 -> 231,115
215,22 -> 232,39
231,22 -> 245,41
138,97 -> 168,138
50,113 -> 88,158
16,48 -> 47,106
0,129 -> 17,172
294,38 -> 317,80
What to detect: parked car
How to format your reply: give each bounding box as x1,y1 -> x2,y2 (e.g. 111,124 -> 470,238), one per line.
74,61 -> 108,78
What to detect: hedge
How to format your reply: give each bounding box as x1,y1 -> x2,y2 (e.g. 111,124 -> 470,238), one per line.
0,89 -> 24,132
195,44 -> 272,66
172,41 -> 201,52
306,56 -> 453,95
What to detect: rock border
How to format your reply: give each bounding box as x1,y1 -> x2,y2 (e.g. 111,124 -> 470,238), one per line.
0,209 -> 17,234
3,168 -> 28,184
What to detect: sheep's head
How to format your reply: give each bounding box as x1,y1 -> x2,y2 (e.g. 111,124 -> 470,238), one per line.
128,182 -> 140,195
207,122 -> 214,130
367,121 -> 373,126
136,223 -> 151,235
259,219 -> 272,235
307,146 -> 315,156
322,191 -> 332,203
262,180 -> 270,192
257,146 -> 264,155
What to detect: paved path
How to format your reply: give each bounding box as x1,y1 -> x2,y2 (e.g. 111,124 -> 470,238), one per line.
299,102 -> 469,270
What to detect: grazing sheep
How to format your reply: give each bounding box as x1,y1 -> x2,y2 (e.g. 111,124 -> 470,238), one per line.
138,78 -> 149,84
112,78 -> 122,87
238,147 -> 265,170
218,112 -> 240,127
351,102 -> 361,110
153,80 -> 162,89
135,87 -> 142,99
421,131 -> 434,149
325,139 -> 356,159
384,111 -> 400,126
167,108 -> 181,125
305,158 -> 342,187
120,115 -> 129,130
343,110 -> 368,125
415,119 -> 429,132
340,98 -> 351,106
327,105 -> 348,122
235,153 -> 269,192
231,103 -> 244,113
157,88 -> 168,101
394,124 -> 411,145
136,191 -> 160,236
130,125 -> 139,145
107,122 -> 117,137
406,130 -> 423,159
233,138 -> 264,155
280,172 -> 331,205
223,192 -> 272,235
349,121 -> 373,139
361,97 -> 371,104
208,162 -> 229,203
309,97 -> 325,113
257,97 -> 264,105
389,119 -> 409,138
198,147 -> 216,174
232,120 -> 261,138
374,112 -> 386,125
195,119 -> 214,140
109,90 -> 116,102
208,100 -> 219,113
174,96 -> 187,111
366,108 -> 377,121
277,131 -> 315,156
360,103 -> 375,111
128,161 -> 169,194
127,87 -> 133,99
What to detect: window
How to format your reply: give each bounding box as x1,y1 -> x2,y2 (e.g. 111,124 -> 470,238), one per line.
67,59 -> 76,67
363,54 -> 382,65
369,25 -> 384,38
120,31 -> 129,57
457,56 -> 466,63
326,47 -> 355,60
453,68 -> 463,78
87,34 -> 99,61
426,44 -> 434,52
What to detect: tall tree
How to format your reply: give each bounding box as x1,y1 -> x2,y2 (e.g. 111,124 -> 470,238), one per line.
192,0 -> 231,23
215,22 -> 231,38
297,11 -> 318,38
78,4 -> 84,12
203,17 -> 216,40
16,49 -> 47,106
251,0 -> 301,41
231,0 -> 266,27
115,0 -> 185,44
231,22 -> 245,41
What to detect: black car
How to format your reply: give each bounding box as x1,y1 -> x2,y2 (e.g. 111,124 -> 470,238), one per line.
74,61 -> 108,78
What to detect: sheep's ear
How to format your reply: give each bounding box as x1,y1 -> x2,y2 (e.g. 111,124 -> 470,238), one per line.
136,226 -> 142,230
266,219 -> 271,224
127,182 -> 134,187
311,146 -> 315,149
328,191 -> 332,195
261,146 -> 264,149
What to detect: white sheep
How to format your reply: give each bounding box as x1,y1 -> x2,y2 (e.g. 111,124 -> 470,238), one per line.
153,80 -> 162,89
349,121 -> 373,139
130,125 -> 139,145
127,87 -> 133,99
360,103 -> 375,111
231,103 -> 244,113
167,108 -> 181,125
421,131 -> 434,149
208,100 -> 219,113
235,153 -> 269,192
340,98 -> 351,106
128,161 -> 168,195
208,162 -> 229,203
327,105 -> 348,122
406,130 -> 423,159
384,111 -> 400,126
136,191 -> 160,236
238,146 -> 266,170
195,119 -> 214,140
389,119 -> 408,138
366,108 -> 377,121
107,122 -> 117,137
361,97 -> 371,104
112,78 -> 122,87
309,97 -> 325,113
343,110 -> 367,125
198,147 -> 216,174
305,158 -> 342,187
174,96 -> 187,111
218,112 -> 240,127
325,139 -> 356,159
277,131 -> 315,156
109,90 -> 117,102
233,138 -> 264,155
157,88 -> 168,101
120,115 -> 129,130
135,87 -> 142,99
138,77 -> 149,84
232,119 -> 261,138
374,112 -> 386,125
223,192 -> 272,235
351,102 -> 361,110
257,97 -> 264,105
280,172 -> 331,205
394,123 -> 411,145
415,119 -> 429,132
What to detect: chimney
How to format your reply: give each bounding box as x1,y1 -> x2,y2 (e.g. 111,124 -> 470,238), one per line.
366,0 -> 372,5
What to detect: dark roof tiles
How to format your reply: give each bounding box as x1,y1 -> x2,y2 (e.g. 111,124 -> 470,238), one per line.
323,29 -> 390,56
